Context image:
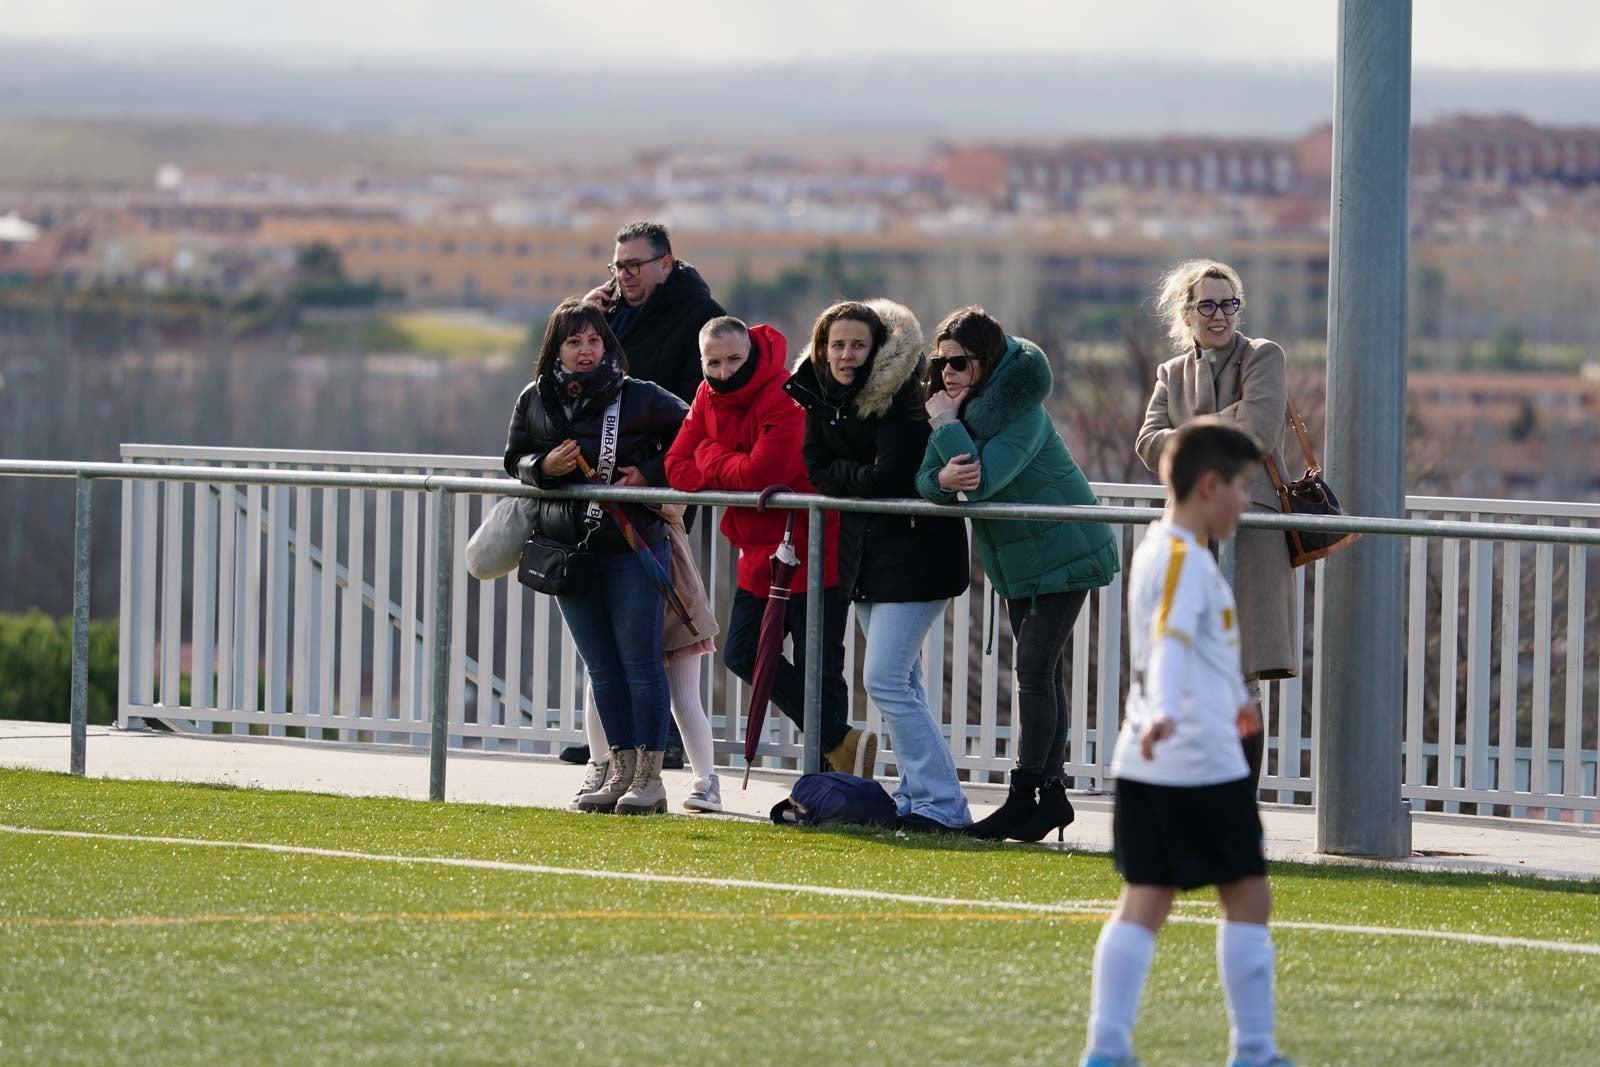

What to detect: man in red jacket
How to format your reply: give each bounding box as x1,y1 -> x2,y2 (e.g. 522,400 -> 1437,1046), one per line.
666,316 -> 876,778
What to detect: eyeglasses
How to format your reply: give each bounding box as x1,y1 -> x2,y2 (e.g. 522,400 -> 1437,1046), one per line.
929,355 -> 974,375
1193,298 -> 1242,318
606,254 -> 667,278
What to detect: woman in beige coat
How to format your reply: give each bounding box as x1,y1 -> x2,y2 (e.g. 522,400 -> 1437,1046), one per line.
1135,260 -> 1298,781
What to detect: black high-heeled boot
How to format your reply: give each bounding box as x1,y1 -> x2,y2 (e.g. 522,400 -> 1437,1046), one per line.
964,770 -> 1042,840
1009,778 -> 1075,843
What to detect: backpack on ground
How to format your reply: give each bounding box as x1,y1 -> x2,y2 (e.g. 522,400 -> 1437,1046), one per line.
770,772 -> 897,828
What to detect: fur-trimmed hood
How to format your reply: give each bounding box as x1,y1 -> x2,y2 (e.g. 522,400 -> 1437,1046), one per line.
787,298 -> 925,418
960,335 -> 1053,441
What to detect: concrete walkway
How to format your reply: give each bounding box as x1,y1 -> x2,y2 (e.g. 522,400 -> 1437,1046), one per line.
3,719 -> 1597,882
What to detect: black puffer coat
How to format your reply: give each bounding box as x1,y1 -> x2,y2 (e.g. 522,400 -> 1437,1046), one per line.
502,375 -> 688,553
784,299 -> 970,603
607,261 -> 726,406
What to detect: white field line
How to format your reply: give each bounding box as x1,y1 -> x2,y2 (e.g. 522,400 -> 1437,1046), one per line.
4,825 -> 1597,957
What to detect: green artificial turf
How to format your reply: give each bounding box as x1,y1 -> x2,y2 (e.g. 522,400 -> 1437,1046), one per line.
2,769 -> 1597,1066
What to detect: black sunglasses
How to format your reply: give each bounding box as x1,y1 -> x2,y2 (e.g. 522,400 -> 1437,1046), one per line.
929,355 -> 975,375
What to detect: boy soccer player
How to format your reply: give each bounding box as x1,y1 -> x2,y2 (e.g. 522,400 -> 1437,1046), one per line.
1080,418 -> 1292,1067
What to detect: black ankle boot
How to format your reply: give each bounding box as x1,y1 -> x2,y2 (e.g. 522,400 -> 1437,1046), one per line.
1009,778 -> 1075,843
965,770 -> 1042,840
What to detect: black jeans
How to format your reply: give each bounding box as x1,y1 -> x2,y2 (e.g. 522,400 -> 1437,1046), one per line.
724,585 -> 851,752
1006,589 -> 1090,779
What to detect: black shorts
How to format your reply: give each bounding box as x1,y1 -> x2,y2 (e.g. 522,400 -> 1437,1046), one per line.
1112,776 -> 1266,891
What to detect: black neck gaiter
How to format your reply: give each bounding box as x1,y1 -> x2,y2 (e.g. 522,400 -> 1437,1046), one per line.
705,349 -> 761,394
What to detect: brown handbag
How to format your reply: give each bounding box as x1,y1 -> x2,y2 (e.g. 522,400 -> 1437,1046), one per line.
1265,394 -> 1360,567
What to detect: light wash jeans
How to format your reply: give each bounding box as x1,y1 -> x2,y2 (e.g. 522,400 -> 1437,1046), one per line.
855,599 -> 972,828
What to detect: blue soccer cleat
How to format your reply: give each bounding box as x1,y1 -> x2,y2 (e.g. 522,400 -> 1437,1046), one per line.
1080,1055 -> 1142,1067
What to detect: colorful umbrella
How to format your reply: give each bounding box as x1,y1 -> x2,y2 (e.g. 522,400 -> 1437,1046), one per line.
742,485 -> 800,789
574,454 -> 698,637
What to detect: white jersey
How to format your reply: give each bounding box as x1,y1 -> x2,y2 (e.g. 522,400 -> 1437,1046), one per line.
1110,520 -> 1252,786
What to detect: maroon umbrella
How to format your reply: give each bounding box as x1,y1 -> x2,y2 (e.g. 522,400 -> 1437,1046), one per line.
742,486 -> 800,789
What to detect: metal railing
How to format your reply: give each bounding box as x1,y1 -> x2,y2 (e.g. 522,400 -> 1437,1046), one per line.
1,444 -> 1597,822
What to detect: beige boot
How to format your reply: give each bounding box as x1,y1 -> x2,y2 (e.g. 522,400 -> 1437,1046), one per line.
825,727 -> 879,780
616,747 -> 668,815
568,755 -> 611,812
577,747 -> 636,813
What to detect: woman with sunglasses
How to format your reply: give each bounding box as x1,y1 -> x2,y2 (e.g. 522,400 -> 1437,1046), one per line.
916,306 -> 1120,841
1135,260 -> 1298,785
784,300 -> 972,831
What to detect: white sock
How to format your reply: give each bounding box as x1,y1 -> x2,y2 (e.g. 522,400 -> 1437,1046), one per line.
1086,920 -> 1157,1061
1218,921 -> 1279,1066
666,655 -> 716,791
583,680 -> 608,759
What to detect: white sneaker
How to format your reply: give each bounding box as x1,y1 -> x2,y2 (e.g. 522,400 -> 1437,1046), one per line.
682,773 -> 722,813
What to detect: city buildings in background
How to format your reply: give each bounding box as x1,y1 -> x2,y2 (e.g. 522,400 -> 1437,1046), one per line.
4,113 -> 1600,503
2,114 -> 1597,339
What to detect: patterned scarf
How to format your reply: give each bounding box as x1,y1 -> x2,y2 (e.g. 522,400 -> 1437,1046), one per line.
548,348 -> 625,403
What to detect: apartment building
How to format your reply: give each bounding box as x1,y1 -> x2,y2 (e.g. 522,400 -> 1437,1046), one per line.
941,137 -> 1301,206
257,216 -> 1331,324
948,115 -> 1600,207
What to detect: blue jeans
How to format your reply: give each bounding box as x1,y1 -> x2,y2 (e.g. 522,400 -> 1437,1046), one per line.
855,599 -> 972,828
556,542 -> 669,751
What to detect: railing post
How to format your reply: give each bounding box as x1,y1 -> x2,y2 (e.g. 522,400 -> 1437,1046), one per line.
70,474 -> 93,776
803,503 -> 824,775
428,490 -> 454,801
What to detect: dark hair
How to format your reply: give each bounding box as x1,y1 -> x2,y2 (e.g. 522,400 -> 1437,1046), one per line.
614,220 -> 672,257
929,305 -> 1007,398
534,298 -> 627,380
1161,417 -> 1263,502
699,315 -> 750,345
807,301 -> 887,375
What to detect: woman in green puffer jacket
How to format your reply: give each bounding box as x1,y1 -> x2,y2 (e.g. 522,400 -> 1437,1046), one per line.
916,305 -> 1120,842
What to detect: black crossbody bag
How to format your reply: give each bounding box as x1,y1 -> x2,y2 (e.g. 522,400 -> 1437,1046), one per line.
516,393 -> 621,595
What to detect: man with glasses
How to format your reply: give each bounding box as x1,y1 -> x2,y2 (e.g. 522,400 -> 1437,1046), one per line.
564,221 -> 725,770
583,221 -> 726,406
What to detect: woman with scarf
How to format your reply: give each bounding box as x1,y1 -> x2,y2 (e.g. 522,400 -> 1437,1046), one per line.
916,306 -> 1120,841
784,300 -> 972,831
503,299 -> 688,815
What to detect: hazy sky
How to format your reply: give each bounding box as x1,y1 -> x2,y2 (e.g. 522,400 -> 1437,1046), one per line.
6,0 -> 1600,70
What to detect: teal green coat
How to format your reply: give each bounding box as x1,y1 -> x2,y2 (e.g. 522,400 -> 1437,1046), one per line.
915,336 -> 1120,600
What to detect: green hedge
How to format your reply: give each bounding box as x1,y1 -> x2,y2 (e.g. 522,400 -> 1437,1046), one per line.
0,612 -> 119,725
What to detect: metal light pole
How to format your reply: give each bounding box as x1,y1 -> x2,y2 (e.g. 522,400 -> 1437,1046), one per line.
1316,0 -> 1414,857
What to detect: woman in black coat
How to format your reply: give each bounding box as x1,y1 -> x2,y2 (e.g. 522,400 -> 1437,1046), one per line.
503,298 -> 688,815
785,299 -> 972,831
